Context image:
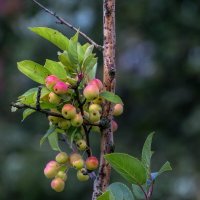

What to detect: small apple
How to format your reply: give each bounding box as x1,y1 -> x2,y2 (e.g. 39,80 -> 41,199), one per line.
45,75 -> 59,90
85,156 -> 99,171
58,119 -> 71,130
48,92 -> 61,104
113,104 -> 123,116
77,168 -> 89,181
83,84 -> 99,100
76,139 -> 87,151
62,104 -> 76,119
55,152 -> 69,164
53,81 -> 69,95
71,113 -> 83,127
56,171 -> 67,181
51,177 -> 65,192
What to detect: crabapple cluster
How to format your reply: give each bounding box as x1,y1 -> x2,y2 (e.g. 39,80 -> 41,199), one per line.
42,74 -> 123,192
44,152 -> 99,192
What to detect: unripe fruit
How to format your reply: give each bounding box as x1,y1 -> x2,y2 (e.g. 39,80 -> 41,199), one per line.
77,169 -> 89,181
92,97 -> 103,105
112,120 -> 118,132
56,171 -> 67,181
88,79 -> 103,91
72,159 -> 84,170
55,152 -> 69,164
45,75 -> 59,90
58,119 -> 71,130
83,84 -> 99,100
53,81 -> 69,95
85,156 -> 99,171
113,104 -> 123,116
69,153 -> 82,164
91,126 -> 101,133
71,113 -> 83,127
76,139 -> 87,151
89,104 -> 102,113
48,92 -> 61,104
51,177 -> 65,192
48,115 -> 60,124
89,111 -> 101,123
62,104 -> 76,119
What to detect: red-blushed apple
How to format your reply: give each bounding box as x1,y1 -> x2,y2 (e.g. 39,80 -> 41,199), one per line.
112,120 -> 118,132
83,84 -> 99,100
53,81 -> 69,95
88,78 -> 103,91
45,75 -> 59,90
113,104 -> 123,116
62,104 -> 76,119
85,156 -> 99,171
51,177 -> 65,192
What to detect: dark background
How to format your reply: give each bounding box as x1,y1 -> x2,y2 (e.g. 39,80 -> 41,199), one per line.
1,0 -> 200,199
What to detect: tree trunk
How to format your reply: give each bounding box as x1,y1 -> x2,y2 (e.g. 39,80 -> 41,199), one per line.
92,0 -> 116,199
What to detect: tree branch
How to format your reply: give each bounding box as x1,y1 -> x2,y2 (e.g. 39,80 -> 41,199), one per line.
32,0 -> 103,51
92,0 -> 116,199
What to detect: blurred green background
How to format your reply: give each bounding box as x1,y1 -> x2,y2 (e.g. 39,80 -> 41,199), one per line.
1,0 -> 200,199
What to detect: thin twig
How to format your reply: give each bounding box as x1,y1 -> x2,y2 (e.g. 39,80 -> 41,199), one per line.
11,102 -> 65,118
139,185 -> 148,200
32,0 -> 103,51
36,86 -> 42,110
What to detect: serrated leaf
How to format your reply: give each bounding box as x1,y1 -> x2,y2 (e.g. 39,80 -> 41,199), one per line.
22,108 -> 35,121
132,184 -> 145,199
100,92 -> 123,104
44,59 -> 67,79
40,125 -> 56,146
48,131 -> 61,151
141,132 -> 155,172
158,161 -> 172,175
17,60 -> 49,84
105,153 -> 147,185
97,191 -> 114,200
108,182 -> 135,200
68,33 -> 79,66
29,27 -> 69,50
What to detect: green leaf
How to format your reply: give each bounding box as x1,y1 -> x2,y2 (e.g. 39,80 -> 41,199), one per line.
17,60 -> 49,84
132,184 -> 145,199
105,153 -> 147,185
158,161 -> 172,176
48,131 -> 61,151
97,191 -> 114,200
29,27 -> 69,50
58,51 -> 75,72
88,63 -> 97,81
100,92 -> 123,104
83,55 -> 97,73
84,45 -> 94,59
68,32 -> 79,66
108,182 -> 135,200
141,132 -> 155,172
40,125 -> 56,146
22,108 -> 35,121
18,88 -> 38,105
44,59 -> 67,79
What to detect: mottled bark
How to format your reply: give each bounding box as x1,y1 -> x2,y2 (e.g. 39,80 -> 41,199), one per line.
92,0 -> 116,199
